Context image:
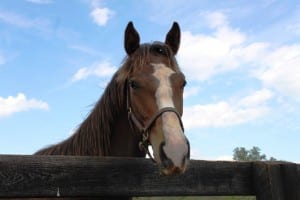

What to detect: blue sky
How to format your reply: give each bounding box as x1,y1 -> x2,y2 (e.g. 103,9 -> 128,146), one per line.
0,0 -> 299,163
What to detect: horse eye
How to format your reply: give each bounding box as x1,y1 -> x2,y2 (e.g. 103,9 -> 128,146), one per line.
157,47 -> 164,54
129,80 -> 139,89
153,46 -> 167,56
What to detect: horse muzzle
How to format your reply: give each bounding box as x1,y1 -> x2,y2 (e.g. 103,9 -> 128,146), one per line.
159,138 -> 190,175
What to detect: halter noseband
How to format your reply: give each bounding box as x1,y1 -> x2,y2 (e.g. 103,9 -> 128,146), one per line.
126,80 -> 184,162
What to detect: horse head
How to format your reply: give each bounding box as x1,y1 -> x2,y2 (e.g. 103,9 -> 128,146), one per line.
124,22 -> 190,175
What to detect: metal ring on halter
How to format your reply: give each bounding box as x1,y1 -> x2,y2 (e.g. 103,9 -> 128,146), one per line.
138,131 -> 156,162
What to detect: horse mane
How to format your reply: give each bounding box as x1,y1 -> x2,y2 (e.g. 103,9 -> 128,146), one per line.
34,72 -> 125,155
35,42 -> 180,156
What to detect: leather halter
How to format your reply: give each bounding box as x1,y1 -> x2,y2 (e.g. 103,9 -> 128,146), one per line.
126,80 -> 185,161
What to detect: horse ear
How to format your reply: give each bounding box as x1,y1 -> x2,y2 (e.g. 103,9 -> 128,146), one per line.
124,22 -> 140,55
165,22 -> 180,55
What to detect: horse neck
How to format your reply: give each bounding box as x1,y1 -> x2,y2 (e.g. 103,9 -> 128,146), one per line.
58,103 -> 143,157
109,109 -> 145,157
35,78 -> 144,158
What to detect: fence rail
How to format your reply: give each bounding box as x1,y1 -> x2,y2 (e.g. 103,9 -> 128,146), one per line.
0,155 -> 299,199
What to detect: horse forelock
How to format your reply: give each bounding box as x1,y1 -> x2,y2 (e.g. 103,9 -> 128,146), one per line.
117,43 -> 180,82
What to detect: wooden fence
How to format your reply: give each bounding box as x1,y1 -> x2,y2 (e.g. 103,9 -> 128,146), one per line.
0,155 -> 299,199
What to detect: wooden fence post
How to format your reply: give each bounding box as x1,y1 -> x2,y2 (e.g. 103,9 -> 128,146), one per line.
253,162 -> 300,200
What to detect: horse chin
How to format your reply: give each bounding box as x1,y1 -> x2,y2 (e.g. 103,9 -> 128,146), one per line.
159,164 -> 187,176
150,140 -> 189,176
156,154 -> 189,176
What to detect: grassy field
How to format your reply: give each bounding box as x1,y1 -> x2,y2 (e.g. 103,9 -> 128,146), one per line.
134,196 -> 255,200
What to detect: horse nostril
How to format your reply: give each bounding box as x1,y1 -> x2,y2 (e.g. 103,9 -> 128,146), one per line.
159,142 -> 174,169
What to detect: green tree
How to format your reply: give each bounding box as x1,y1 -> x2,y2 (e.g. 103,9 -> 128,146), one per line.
233,146 -> 275,161
233,147 -> 249,161
269,157 -> 277,161
248,146 -> 266,161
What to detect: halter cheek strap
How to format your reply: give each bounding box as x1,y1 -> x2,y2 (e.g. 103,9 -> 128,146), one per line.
126,81 -> 184,162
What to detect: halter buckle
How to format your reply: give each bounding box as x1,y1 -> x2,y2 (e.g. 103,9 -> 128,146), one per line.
139,131 -> 156,163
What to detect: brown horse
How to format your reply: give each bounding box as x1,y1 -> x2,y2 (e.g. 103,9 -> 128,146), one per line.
34,22 -> 190,199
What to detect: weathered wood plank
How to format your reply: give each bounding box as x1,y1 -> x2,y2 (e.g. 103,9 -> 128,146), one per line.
0,155 -> 253,198
253,162 -> 300,200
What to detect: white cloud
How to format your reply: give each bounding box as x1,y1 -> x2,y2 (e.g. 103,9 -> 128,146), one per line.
183,89 -> 272,129
179,11 -> 300,102
90,7 -> 114,26
254,45 -> 300,101
88,0 -> 114,26
26,0 -> 52,4
178,11 -> 270,82
0,10 -> 51,33
205,11 -> 228,28
183,86 -> 201,99
238,88 -> 273,107
0,93 -> 49,118
71,61 -> 117,82
0,11 -> 35,28
178,12 -> 249,81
